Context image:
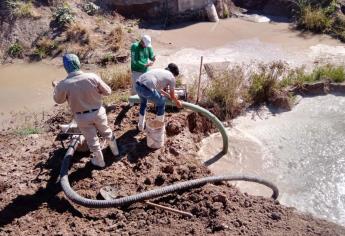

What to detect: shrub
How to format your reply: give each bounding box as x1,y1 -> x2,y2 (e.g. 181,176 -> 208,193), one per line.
205,66 -> 247,118
297,5 -> 333,32
108,25 -> 124,52
314,65 -> 345,83
65,24 -> 90,45
82,2 -> 99,16
100,64 -> 131,91
248,62 -> 288,104
33,37 -> 58,59
53,4 -> 74,28
280,64 -> 345,87
8,42 -> 24,58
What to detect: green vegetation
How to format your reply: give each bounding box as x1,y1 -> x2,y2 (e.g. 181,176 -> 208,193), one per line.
100,64 -> 131,91
14,126 -> 41,136
53,3 -> 74,28
281,64 -> 345,86
293,0 -> 345,41
7,42 -> 24,58
248,62 -> 286,104
297,5 -> 333,32
192,62 -> 345,119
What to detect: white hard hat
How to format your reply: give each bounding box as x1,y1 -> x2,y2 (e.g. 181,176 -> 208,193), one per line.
142,35 -> 152,47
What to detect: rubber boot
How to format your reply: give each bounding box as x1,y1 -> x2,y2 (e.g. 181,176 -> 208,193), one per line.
91,150 -> 105,168
155,115 -> 165,122
108,135 -> 119,156
138,114 -> 146,131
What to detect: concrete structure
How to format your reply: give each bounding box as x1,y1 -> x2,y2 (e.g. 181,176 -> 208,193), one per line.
101,0 -> 227,22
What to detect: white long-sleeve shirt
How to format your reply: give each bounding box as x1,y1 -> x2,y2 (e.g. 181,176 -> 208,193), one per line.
53,71 -> 111,113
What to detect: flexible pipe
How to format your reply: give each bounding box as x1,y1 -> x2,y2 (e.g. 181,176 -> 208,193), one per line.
181,101 -> 228,154
128,97 -> 229,154
60,136 -> 279,208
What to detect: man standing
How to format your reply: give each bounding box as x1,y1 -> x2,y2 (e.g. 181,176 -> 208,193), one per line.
53,54 -> 119,168
135,63 -> 182,131
130,35 -> 156,95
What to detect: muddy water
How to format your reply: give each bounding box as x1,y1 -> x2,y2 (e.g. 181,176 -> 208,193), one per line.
151,18 -> 345,76
198,95 -> 345,226
0,63 -> 65,124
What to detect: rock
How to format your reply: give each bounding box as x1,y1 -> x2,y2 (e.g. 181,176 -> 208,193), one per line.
28,134 -> 39,139
263,0 -> 293,17
270,212 -> 282,221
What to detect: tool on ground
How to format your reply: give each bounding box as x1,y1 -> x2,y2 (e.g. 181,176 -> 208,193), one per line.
100,186 -> 193,217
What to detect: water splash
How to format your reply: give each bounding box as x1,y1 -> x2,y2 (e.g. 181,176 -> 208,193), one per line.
199,95 -> 345,226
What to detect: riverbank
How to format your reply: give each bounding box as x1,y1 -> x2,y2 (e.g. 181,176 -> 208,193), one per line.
1,105 -> 345,235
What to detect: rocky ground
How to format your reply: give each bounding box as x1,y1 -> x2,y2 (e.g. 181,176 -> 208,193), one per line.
0,104 -> 345,235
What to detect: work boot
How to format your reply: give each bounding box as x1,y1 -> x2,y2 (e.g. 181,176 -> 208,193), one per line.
155,115 -> 165,122
108,135 -> 119,156
138,114 -> 146,131
91,150 -> 105,168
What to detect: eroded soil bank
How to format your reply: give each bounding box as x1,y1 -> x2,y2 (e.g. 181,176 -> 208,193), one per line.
0,105 -> 344,235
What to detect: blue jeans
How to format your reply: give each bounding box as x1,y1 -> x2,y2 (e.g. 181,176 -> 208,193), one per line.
135,83 -> 166,116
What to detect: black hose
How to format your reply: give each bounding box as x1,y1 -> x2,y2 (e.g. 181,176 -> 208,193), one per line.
60,136 -> 279,208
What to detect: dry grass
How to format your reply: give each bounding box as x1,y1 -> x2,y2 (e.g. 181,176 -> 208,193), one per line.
65,23 -> 90,45
297,5 -> 333,32
13,1 -> 40,18
103,90 -> 130,105
34,37 -> 59,59
100,64 -> 131,91
248,62 -> 288,104
108,25 -> 124,52
206,66 -> 247,118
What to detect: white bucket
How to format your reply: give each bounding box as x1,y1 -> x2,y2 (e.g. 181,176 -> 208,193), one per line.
145,119 -> 165,149
205,3 -> 219,22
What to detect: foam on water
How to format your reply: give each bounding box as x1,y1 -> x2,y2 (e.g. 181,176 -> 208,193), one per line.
199,95 -> 345,226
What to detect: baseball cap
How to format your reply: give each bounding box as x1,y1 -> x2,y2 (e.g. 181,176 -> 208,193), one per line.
142,35 -> 152,47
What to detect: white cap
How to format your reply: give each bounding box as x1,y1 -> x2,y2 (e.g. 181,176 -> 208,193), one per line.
142,35 -> 152,47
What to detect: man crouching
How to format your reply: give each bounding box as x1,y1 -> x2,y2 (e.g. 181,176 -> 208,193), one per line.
52,54 -> 119,168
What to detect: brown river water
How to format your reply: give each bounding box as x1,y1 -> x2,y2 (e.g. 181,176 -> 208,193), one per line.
0,63 -> 65,125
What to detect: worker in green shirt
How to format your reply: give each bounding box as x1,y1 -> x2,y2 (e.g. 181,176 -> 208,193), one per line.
130,35 -> 156,95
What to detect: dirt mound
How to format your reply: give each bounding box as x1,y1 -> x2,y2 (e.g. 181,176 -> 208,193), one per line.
0,105 -> 344,235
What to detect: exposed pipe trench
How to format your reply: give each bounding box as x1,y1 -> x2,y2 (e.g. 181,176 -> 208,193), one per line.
60,103 -> 279,208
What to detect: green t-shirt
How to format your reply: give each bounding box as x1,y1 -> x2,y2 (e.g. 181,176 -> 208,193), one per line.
131,42 -> 155,73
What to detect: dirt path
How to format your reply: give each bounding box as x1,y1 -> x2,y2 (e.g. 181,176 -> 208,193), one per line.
0,105 -> 344,235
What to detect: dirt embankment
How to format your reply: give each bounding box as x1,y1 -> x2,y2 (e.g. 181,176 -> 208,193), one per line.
0,0 -> 136,65
0,105 -> 344,235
